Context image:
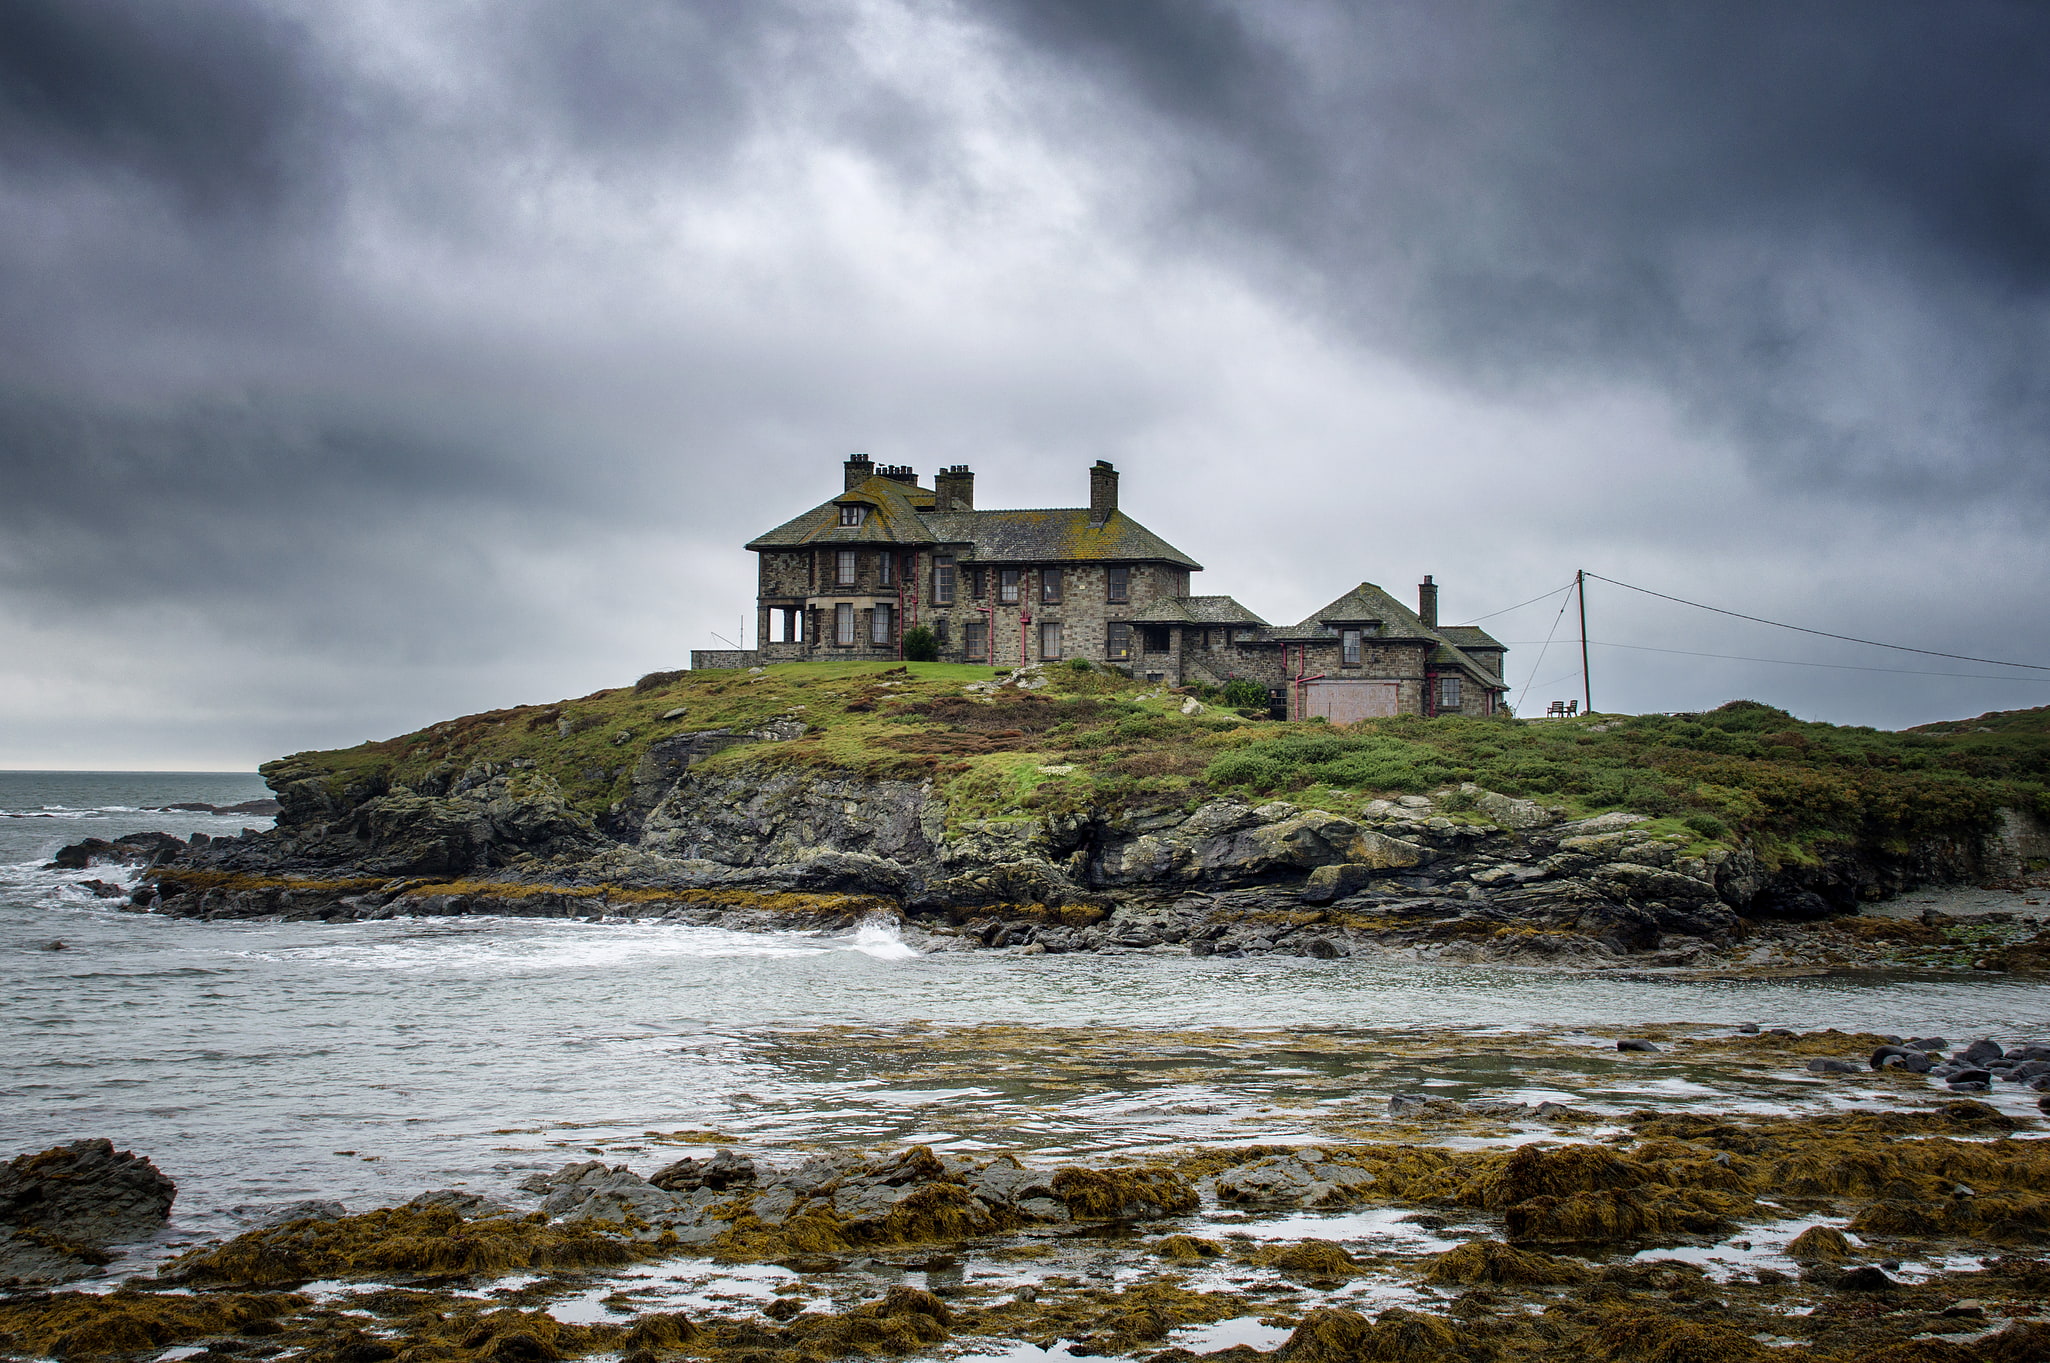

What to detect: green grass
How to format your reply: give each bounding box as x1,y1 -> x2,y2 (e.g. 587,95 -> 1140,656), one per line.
268,671 -> 2050,866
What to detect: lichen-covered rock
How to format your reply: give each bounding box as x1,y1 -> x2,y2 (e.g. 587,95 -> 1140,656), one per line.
1214,1152 -> 1376,1208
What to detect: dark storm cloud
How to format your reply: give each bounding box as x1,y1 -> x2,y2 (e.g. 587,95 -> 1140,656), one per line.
979,0 -> 2050,501
0,0 -> 325,215
1,0 -> 2046,763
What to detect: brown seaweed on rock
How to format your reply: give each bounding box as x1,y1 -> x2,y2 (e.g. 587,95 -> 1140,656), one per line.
1274,1305 -> 1477,1363
161,1205 -> 641,1284
1582,1307 -> 1777,1363
1422,1238 -> 1590,1285
1050,1166 -> 1198,1220
1783,1225 -> 1855,1260
0,1290 -> 308,1360
1252,1238 -> 1359,1281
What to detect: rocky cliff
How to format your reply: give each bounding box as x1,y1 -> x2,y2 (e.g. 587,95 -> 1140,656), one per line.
103,665 -> 2049,965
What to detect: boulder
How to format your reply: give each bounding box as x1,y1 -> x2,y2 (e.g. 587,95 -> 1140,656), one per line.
1475,791 -> 1555,829
1301,864 -> 1376,905
0,1139 -> 175,1286
0,1138 -> 175,1244
1215,1153 -> 1376,1208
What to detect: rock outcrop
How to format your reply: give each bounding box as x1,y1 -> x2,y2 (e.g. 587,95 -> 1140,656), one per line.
0,1139 -> 177,1286
135,713 -> 2030,964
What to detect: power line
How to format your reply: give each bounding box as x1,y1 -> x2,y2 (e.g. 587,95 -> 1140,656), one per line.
1514,591 -> 1578,714
1585,571 -> 2050,674
1490,639 -> 2049,683
1451,581 -> 1576,627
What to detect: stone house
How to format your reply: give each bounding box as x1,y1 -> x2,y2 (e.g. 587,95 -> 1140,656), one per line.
703,455 -> 1508,718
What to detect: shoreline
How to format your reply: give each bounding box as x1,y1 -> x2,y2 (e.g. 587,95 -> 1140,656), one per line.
6,1025 -> 2049,1361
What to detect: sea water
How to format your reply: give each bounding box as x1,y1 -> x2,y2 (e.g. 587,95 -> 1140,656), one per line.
4,771 -> 2048,1275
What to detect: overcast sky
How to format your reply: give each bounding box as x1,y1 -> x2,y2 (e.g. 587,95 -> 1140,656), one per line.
3,0 -> 2047,769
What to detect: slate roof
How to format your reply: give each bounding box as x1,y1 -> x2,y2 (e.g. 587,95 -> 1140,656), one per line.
1258,581 -> 1506,690
1128,595 -> 1267,625
1265,582 -> 1442,643
1438,625 -> 1506,654
745,476 -> 946,549
748,480 -> 1202,567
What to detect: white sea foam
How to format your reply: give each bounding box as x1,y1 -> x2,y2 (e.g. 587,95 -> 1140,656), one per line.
841,918 -> 919,960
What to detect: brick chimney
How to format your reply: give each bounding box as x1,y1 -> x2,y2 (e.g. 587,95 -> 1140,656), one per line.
1418,575 -> 1438,628
1089,460 -> 1119,522
843,453 -> 874,491
877,463 -> 918,485
935,464 -> 974,512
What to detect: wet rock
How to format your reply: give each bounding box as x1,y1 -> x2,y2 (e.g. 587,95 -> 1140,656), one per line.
1806,1059 -> 1862,1075
1961,1038 -> 2006,1066
47,832 -> 186,870
1214,1152 -> 1376,1209
231,1199 -> 347,1229
1737,1022 -> 1761,1034
1834,1264 -> 1899,1291
0,1139 -> 175,1286
1616,1039 -> 1660,1053
649,1148 -> 756,1193
1946,1068 -> 1994,1089
1,1138 -> 175,1245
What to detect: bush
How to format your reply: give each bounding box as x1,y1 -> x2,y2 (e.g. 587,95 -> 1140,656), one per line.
1067,657 -> 1092,672
1679,812 -> 1726,840
901,626 -> 938,662
634,669 -> 685,693
1222,679 -> 1267,710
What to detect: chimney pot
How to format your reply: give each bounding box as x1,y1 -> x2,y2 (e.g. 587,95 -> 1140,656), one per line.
1089,460 -> 1119,522
1418,575 -> 1439,628
935,464 -> 975,512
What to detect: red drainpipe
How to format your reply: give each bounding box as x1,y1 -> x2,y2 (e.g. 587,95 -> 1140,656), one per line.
1020,609 -> 1032,667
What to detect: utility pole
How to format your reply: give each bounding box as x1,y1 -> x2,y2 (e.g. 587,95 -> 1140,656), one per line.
1576,569 -> 1592,715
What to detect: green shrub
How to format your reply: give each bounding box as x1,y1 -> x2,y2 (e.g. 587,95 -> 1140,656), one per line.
1683,812 -> 1729,840
1222,679 -> 1267,710
901,626 -> 938,662
1067,657 -> 1092,672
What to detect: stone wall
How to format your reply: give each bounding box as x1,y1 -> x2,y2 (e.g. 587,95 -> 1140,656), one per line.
690,650 -> 761,670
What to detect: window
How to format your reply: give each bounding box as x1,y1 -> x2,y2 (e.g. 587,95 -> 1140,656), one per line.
1341,629 -> 1361,666
834,602 -> 855,645
1140,625 -> 1170,654
836,550 -> 856,586
1106,566 -> 1129,603
1439,676 -> 1462,710
838,504 -> 865,526
933,619 -> 949,645
871,603 -> 893,645
878,553 -> 892,586
1106,622 -> 1132,659
1039,621 -> 1062,659
963,621 -> 988,661
971,568 -> 986,599
1040,568 -> 1062,604
999,568 -> 1020,604
933,556 -> 956,605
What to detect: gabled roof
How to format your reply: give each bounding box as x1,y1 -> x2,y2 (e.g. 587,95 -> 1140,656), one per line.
1439,625 -> 1505,653
1260,581 -> 1507,690
747,483 -> 1201,567
921,509 -> 1200,568
745,475 -> 938,549
1266,582 -> 1442,643
1128,595 -> 1267,625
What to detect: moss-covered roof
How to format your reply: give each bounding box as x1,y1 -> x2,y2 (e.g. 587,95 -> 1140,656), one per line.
1438,625 -> 1505,653
745,476 -> 939,549
1128,595 -> 1267,625
748,482 -> 1202,568
1259,582 -> 1506,689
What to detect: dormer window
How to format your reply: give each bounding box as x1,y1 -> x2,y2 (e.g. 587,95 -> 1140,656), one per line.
838,504 -> 865,526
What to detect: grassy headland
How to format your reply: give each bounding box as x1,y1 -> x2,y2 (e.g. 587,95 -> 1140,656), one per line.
277,663 -> 2049,869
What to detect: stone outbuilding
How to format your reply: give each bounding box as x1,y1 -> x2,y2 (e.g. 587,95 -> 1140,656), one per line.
699,455 -> 1508,718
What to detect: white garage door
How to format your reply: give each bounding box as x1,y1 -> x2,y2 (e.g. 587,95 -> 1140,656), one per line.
1302,680 -> 1402,722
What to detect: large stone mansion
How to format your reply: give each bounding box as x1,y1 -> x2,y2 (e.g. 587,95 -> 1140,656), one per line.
693,455 -> 1508,720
